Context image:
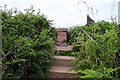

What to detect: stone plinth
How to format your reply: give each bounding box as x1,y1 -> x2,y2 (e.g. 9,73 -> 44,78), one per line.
56,28 -> 68,46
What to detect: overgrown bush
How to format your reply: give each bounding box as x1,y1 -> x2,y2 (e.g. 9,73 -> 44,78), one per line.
2,5 -> 56,79
68,21 -> 120,78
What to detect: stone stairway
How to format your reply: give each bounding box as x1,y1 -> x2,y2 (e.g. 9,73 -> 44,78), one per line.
48,56 -> 78,78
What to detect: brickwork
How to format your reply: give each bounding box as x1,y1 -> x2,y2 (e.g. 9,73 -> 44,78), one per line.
56,28 -> 68,45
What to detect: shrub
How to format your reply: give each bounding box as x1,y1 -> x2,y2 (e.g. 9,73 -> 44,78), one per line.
2,6 -> 56,79
68,21 -> 120,78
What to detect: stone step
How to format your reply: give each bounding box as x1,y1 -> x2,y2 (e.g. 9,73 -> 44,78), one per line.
52,56 -> 75,67
55,45 -> 73,51
48,66 -> 78,78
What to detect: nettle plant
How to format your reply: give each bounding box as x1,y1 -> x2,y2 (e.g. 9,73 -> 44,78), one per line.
68,21 -> 120,78
2,5 -> 56,79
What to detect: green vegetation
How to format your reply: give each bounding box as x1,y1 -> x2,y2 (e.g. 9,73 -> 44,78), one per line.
2,6 -> 56,79
68,21 -> 120,78
1,5 -> 120,79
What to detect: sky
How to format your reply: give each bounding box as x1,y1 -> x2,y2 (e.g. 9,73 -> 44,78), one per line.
0,0 -> 119,28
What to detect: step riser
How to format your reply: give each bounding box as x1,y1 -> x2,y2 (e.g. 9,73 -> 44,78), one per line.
49,56 -> 77,78
48,72 -> 77,78
52,59 -> 74,67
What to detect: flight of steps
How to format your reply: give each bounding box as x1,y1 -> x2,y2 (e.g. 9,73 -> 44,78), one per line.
48,56 -> 78,78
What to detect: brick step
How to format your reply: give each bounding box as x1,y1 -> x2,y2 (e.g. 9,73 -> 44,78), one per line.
52,56 -> 75,67
48,66 -> 78,78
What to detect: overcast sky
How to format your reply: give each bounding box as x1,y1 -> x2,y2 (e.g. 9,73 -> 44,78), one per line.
0,0 -> 119,28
